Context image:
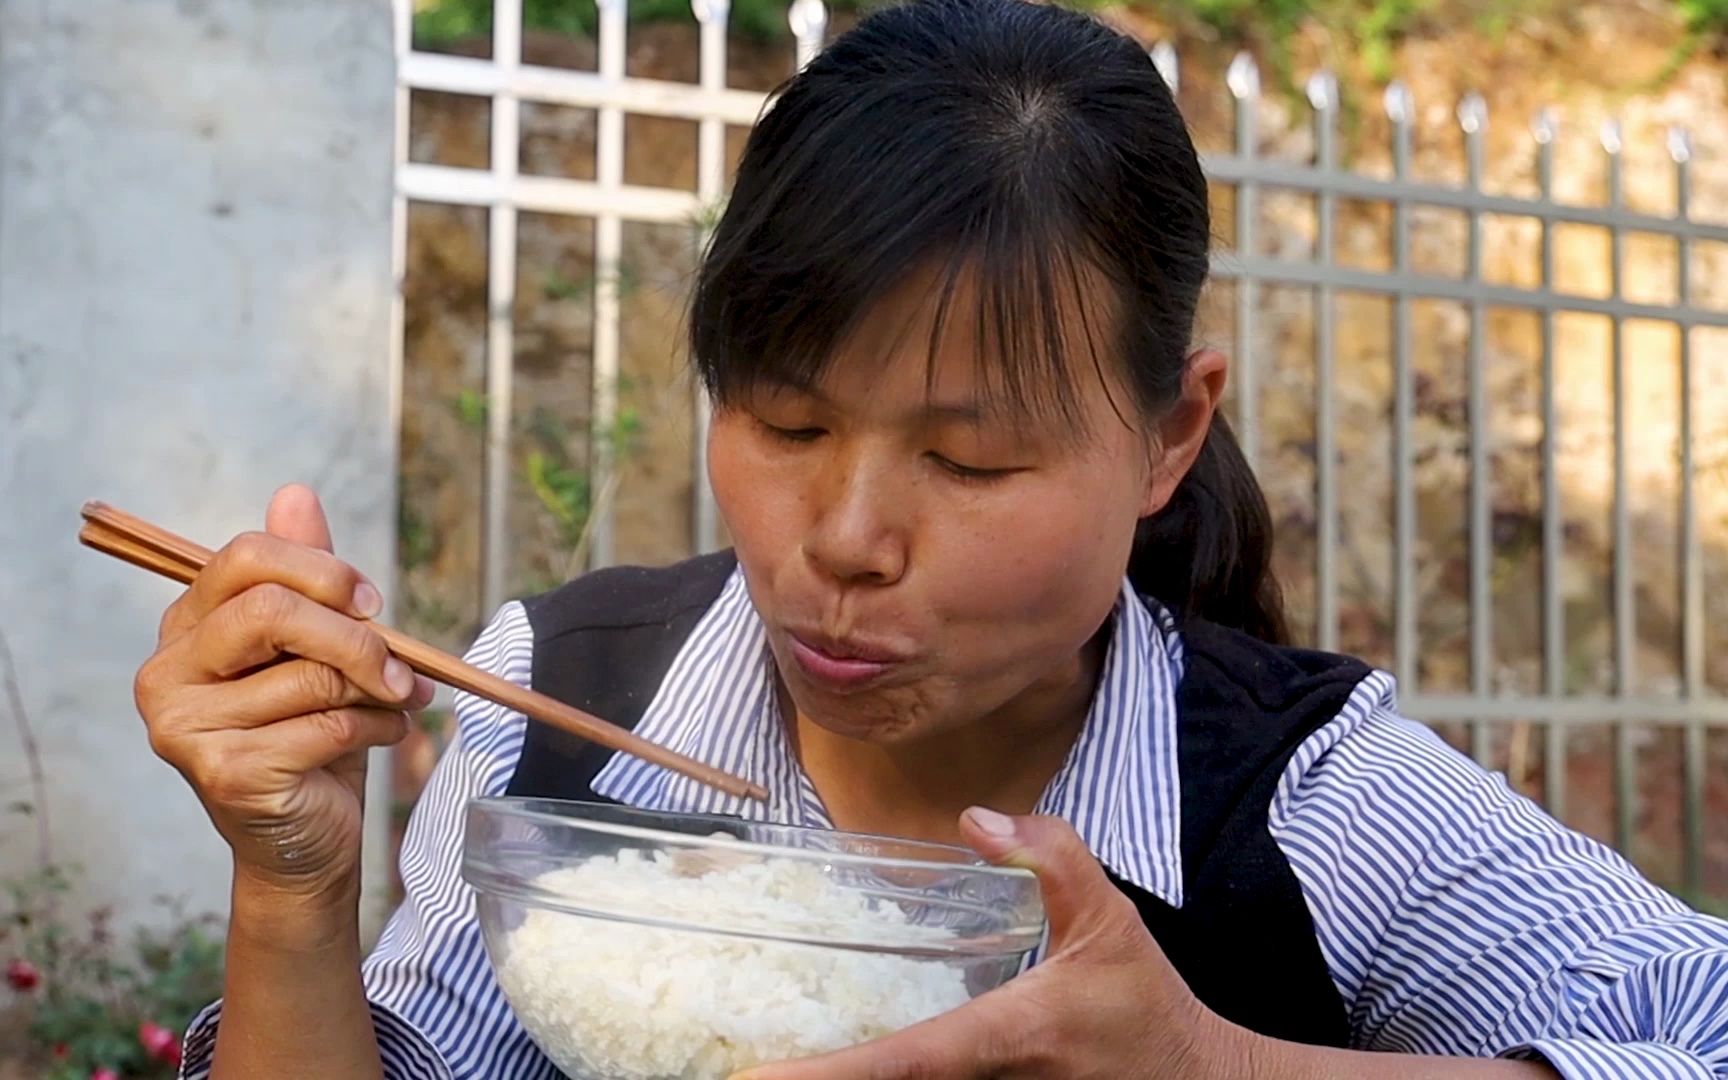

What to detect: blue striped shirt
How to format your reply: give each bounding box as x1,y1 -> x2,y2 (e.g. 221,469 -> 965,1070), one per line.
180,568 -> 1728,1079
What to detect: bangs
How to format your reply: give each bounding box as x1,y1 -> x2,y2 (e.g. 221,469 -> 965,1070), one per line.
697,217 -> 1125,434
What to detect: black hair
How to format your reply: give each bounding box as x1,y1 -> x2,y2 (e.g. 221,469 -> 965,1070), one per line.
690,0 -> 1289,644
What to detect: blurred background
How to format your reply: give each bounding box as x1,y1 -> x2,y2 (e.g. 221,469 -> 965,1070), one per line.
4,0 -> 1728,1074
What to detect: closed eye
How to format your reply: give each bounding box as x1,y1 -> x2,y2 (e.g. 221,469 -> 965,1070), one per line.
929,453 -> 1019,483
757,419 -> 827,443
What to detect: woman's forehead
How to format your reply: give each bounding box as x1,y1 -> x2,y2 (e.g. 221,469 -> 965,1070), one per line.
807,264 -> 1128,425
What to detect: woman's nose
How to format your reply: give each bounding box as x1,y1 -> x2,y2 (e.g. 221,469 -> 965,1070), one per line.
801,459 -> 909,587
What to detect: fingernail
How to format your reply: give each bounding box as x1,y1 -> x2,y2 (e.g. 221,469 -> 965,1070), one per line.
384,657 -> 416,699
411,674 -> 437,708
352,581 -> 384,619
965,806 -> 1018,839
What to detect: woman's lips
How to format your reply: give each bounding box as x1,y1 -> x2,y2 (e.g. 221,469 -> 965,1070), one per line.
785,632 -> 904,691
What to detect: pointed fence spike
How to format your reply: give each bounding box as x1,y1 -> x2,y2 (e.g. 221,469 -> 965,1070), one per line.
788,0 -> 827,42
1457,92 -> 1487,134
1227,51 -> 1260,99
1305,70 -> 1338,112
1383,81 -> 1414,124
1668,126 -> 1694,164
1531,107 -> 1558,145
691,0 -> 730,24
1599,117 -> 1624,155
1150,41 -> 1179,93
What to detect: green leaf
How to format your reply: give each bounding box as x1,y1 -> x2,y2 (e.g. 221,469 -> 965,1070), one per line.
453,388 -> 489,430
542,269 -> 591,301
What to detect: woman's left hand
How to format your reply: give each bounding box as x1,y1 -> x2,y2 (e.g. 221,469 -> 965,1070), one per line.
729,808 -> 1256,1080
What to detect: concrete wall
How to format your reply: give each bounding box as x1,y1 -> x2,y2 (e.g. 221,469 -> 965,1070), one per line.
0,0 -> 398,933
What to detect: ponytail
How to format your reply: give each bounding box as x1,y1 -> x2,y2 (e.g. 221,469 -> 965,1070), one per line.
1128,415 -> 1290,645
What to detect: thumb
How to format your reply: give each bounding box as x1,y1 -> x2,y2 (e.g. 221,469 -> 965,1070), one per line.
265,483 -> 335,554
959,807 -> 1130,945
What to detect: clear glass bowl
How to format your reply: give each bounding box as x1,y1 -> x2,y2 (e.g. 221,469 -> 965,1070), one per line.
461,797 -> 1046,1080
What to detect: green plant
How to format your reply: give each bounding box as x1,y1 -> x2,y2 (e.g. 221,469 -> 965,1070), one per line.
411,0 -> 490,45
399,496 -> 438,571
1678,0 -> 1728,34
1357,0 -> 1432,81
412,0 -> 872,46
612,406 -> 645,456
1183,0 -> 1314,36
454,388 -> 489,431
510,395 -> 651,590
542,268 -> 592,302
526,447 -> 593,545
1647,0 -> 1728,86
542,260 -> 642,304
1179,0 -> 1439,86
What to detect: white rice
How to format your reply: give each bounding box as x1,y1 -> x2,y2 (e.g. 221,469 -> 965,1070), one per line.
494,846 -> 974,1079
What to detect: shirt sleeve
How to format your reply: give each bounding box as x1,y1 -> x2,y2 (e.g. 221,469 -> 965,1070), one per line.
1268,671 -> 1728,1079
179,602 -> 558,1080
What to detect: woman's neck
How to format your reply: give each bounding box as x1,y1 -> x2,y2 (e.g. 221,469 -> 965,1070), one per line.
788,628 -> 1109,847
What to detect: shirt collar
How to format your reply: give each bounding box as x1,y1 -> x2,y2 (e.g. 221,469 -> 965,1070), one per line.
591,568 -> 1185,907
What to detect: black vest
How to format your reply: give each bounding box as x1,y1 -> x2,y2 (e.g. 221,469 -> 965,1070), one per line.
506,552 -> 1368,1050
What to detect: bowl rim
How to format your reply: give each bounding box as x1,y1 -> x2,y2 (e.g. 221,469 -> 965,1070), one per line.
465,795 -> 1042,884
463,796 -> 1047,954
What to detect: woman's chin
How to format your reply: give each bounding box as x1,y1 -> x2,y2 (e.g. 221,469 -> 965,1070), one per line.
791,694 -> 923,744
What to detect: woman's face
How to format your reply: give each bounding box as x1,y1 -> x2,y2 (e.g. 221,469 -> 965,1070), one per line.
708,271 -> 1210,745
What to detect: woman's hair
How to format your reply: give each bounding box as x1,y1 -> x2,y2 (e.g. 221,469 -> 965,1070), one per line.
690,0 -> 1289,644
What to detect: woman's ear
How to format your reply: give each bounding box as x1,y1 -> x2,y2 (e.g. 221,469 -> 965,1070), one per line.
1142,348 -> 1228,517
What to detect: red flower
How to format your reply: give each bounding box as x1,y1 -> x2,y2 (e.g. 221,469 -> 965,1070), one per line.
138,1020 -> 183,1067
90,1069 -> 120,1080
4,957 -> 39,992
52,1043 -> 71,1060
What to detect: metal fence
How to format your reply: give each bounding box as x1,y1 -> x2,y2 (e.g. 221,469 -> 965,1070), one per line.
388,0 -> 1728,891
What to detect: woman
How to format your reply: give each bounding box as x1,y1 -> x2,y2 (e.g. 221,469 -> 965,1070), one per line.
145,0 -> 1728,1076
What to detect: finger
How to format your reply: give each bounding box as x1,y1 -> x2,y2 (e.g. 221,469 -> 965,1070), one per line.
191,659 -> 435,730
729,992 -> 1025,1080
266,482 -> 336,553
959,808 -> 1140,946
158,530 -> 381,644
185,585 -> 411,705
244,706 -> 411,775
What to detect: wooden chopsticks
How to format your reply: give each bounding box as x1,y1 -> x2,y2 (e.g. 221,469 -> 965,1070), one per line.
79,501 -> 768,803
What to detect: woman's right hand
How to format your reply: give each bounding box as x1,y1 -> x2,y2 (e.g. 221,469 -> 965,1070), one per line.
132,484 -> 433,902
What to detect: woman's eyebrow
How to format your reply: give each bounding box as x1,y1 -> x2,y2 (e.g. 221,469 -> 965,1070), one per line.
766,378 -> 992,425
919,401 -> 987,424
